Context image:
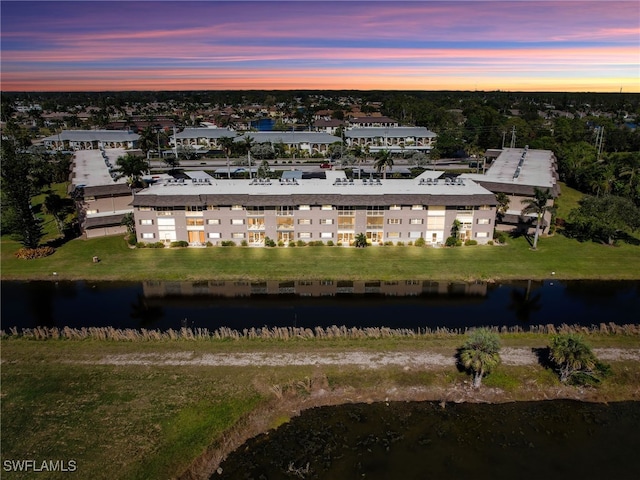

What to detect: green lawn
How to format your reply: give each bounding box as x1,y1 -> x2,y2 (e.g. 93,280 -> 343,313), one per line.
2,230 -> 639,281
555,181 -> 584,220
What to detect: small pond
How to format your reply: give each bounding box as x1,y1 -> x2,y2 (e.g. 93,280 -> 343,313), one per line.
214,400 -> 640,480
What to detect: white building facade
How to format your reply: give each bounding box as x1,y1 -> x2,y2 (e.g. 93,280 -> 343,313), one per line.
131,173 -> 496,247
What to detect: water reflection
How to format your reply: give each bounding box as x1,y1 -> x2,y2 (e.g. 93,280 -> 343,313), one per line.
1,280 -> 639,331
142,279 -> 489,298
508,279 -> 543,323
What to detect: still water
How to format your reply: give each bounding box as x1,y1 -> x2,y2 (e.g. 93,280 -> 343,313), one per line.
1,279 -> 639,331
213,400 -> 640,480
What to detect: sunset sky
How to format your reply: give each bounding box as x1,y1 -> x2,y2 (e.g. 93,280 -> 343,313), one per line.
1,0 -> 638,92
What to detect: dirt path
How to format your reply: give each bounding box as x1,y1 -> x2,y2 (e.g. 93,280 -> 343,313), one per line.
83,347 -> 640,368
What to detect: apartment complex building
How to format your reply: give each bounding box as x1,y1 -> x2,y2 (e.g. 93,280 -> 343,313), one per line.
42,130 -> 140,150
344,127 -> 437,154
171,128 -> 342,157
463,147 -> 559,234
131,171 -> 497,247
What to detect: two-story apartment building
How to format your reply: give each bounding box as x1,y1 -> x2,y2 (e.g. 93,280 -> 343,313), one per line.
345,127 -> 437,154
131,172 -> 497,247
463,147 -> 560,234
170,129 -> 341,157
42,130 -> 140,150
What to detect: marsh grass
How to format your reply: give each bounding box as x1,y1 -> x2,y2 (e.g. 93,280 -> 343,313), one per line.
4,323 -> 640,343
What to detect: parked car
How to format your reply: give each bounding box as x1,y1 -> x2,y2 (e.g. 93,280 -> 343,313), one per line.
320,163 -> 332,169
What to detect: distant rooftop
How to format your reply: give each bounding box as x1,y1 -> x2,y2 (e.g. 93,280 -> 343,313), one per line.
72,148 -> 128,188
345,127 -> 436,139
42,130 -> 140,142
463,147 -> 559,196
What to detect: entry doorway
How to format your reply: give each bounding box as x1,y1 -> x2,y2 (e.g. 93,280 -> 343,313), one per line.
188,231 -> 205,244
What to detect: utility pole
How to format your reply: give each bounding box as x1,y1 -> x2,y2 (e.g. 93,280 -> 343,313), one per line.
595,126 -> 604,161
510,126 -> 516,148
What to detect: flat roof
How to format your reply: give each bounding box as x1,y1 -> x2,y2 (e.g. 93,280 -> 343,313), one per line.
132,175 -> 496,207
463,147 -> 558,194
71,148 -> 129,188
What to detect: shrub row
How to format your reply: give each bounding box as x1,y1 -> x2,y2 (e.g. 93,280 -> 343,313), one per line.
14,246 -> 56,259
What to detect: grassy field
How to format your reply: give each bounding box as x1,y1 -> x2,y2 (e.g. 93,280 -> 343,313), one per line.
2,334 -> 640,480
3,231 -> 640,282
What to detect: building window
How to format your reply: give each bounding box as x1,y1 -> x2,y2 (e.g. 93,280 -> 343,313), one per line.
411,205 -> 424,210
338,207 -> 355,215
156,206 -> 174,216
142,233 -> 155,239
247,206 -> 264,215
187,218 -> 204,226
298,204 -> 311,210
321,232 -> 333,239
86,209 -> 98,215
207,219 -> 220,225
232,233 -> 245,239
139,219 -> 153,226
387,232 -> 400,238
231,204 -> 244,211
389,204 -> 401,211
187,205 -> 204,212
298,218 -> 312,225
298,232 -> 312,239
367,206 -> 384,215
410,218 -> 423,224
321,204 -> 333,210
475,232 -> 489,238
231,219 -> 244,225
138,206 -> 152,211
277,206 -> 294,216
207,205 -> 219,210
409,231 -> 422,238
479,204 -> 491,210
477,218 -> 491,225
320,219 -> 333,225
388,218 -> 401,224
208,232 -> 221,239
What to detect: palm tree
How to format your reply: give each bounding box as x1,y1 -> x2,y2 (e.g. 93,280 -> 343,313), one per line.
495,192 -> 510,221
458,328 -> 501,388
43,193 -> 67,236
521,187 -> 555,250
116,153 -> 149,188
354,232 -> 368,248
241,135 -> 255,179
374,149 -> 394,179
219,136 -> 236,179
548,334 -> 598,383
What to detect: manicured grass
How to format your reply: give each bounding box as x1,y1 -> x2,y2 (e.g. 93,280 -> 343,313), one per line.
555,181 -> 584,221
2,230 -> 640,281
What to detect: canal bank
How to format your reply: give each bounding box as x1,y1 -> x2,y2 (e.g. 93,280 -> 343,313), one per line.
3,335 -> 639,480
